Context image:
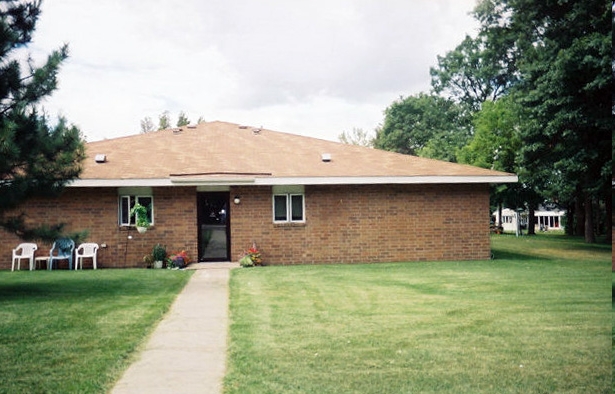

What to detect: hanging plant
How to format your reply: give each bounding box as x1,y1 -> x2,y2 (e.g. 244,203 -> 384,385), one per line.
130,203 -> 150,233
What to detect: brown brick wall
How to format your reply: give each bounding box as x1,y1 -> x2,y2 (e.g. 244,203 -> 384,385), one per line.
1,183 -> 490,269
1,187 -> 198,269
230,183 -> 491,264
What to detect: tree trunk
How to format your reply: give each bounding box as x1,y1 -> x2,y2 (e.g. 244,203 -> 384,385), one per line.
584,193 -> 595,243
498,203 -> 503,228
574,192 -> 584,236
605,187 -> 612,242
527,204 -> 536,235
565,201 -> 574,235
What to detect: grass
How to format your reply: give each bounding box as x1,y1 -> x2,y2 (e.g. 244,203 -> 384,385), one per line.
0,269 -> 192,394
225,234 -> 611,393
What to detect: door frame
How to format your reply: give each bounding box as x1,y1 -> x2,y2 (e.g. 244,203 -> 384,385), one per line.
197,192 -> 231,262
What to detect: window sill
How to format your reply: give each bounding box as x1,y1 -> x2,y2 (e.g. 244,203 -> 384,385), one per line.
273,222 -> 306,228
119,225 -> 155,231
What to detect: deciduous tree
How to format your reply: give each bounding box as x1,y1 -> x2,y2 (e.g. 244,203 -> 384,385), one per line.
176,111 -> 190,127
140,116 -> 154,133
338,128 -> 374,147
157,110 -> 171,130
475,0 -> 611,242
430,32 -> 517,111
373,93 -> 471,162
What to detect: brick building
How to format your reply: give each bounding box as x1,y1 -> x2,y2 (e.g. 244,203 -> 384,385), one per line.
1,121 -> 517,269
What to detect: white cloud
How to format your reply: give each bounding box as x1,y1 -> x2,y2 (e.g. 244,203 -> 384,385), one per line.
29,0 -> 478,142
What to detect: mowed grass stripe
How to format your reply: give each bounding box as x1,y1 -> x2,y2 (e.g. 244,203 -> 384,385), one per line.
225,235 -> 611,394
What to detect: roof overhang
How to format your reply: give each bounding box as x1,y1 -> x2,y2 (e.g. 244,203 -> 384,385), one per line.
255,175 -> 518,185
68,179 -> 175,187
68,174 -> 517,187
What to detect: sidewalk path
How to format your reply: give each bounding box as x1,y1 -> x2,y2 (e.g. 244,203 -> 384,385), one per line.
111,263 -> 237,394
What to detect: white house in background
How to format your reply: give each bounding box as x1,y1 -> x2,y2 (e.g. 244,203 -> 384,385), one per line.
492,208 -> 526,232
534,205 -> 565,231
493,205 -> 566,232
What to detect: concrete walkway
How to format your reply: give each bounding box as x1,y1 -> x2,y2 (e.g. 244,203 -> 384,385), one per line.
111,263 -> 238,394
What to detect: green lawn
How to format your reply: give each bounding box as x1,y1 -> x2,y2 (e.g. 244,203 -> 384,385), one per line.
225,234 -> 611,393
0,269 -> 192,393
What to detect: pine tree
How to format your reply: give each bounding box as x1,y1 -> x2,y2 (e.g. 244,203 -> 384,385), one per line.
0,0 -> 85,240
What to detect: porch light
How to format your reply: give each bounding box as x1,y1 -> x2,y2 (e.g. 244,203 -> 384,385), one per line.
233,196 -> 241,205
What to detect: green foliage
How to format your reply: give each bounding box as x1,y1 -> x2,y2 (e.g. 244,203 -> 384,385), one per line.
0,1 -> 85,242
130,203 -> 150,228
239,244 -> 263,267
152,243 -> 167,262
176,110 -> 190,127
457,97 -> 521,171
456,96 -> 539,211
423,0 -> 611,241
157,110 -> 171,130
142,110 -> 194,132
473,0 -> 612,241
430,33 -> 517,110
373,93 -> 471,162
238,255 -> 253,267
515,5 -> 611,192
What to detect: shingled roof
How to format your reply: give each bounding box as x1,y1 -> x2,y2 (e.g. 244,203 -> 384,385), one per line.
71,121 -> 517,187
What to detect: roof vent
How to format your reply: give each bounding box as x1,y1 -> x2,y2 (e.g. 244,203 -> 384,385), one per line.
321,153 -> 331,162
252,128 -> 261,135
239,125 -> 248,129
94,154 -> 107,163
172,128 -> 183,134
187,124 -> 197,129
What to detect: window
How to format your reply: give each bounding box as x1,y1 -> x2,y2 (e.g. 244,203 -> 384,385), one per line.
273,193 -> 304,223
119,195 -> 153,226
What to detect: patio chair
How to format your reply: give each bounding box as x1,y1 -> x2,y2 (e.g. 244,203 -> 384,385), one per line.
11,243 -> 38,271
75,243 -> 99,270
48,238 -> 75,270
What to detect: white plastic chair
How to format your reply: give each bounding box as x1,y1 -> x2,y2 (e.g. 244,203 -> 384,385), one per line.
12,243 -> 38,271
75,243 -> 99,270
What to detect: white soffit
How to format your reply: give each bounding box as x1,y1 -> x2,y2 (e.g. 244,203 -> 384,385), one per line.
68,175 -> 517,187
68,179 -> 173,187
255,175 -> 518,185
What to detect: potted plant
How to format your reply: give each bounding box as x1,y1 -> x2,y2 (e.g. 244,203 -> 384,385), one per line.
130,203 -> 150,233
142,254 -> 154,269
152,243 -> 166,269
239,243 -> 262,267
171,250 -> 190,268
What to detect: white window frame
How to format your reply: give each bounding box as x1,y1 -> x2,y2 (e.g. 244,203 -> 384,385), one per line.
289,194 -> 305,222
119,195 -> 154,226
272,185 -> 305,224
271,185 -> 305,224
272,193 -> 305,223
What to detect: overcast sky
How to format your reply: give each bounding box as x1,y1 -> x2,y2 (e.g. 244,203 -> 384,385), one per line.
29,0 -> 478,142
